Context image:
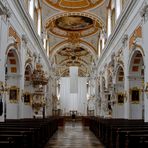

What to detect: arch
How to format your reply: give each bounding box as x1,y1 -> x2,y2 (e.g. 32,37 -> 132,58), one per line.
44,11 -> 105,29
43,0 -> 105,12
50,40 -> 97,61
59,58 -> 90,69
5,44 -> 21,75
60,68 -> 86,77
115,64 -> 124,83
24,64 -> 33,82
128,49 -> 144,75
128,49 -> 144,119
128,46 -> 144,70
4,43 -> 22,119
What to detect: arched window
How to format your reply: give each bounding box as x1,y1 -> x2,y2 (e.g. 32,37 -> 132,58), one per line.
29,0 -> 34,19
34,7 -> 38,31
107,8 -> 112,37
34,0 -> 42,36
116,0 -> 121,19
111,8 -> 115,30
24,0 -> 30,11
107,0 -> 116,36
120,0 -> 126,10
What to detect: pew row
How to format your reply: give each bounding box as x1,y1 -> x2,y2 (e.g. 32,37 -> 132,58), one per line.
89,117 -> 148,148
0,117 -> 59,148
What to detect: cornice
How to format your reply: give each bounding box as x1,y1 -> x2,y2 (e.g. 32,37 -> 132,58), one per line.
13,0 -> 51,69
96,0 -> 139,69
0,0 -> 11,17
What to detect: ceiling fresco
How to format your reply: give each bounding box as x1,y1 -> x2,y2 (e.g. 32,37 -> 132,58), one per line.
57,47 -> 89,57
42,0 -> 107,76
44,0 -> 105,11
45,14 -> 102,38
55,16 -> 93,31
54,46 -> 93,76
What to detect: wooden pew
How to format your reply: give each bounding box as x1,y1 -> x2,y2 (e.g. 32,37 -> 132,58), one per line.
89,117 -> 148,148
0,117 -> 59,148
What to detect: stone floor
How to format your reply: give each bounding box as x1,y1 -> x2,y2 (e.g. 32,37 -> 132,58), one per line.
45,122 -> 105,148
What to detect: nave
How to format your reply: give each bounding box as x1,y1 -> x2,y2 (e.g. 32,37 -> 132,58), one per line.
45,121 -> 104,148
1,0 -> 148,147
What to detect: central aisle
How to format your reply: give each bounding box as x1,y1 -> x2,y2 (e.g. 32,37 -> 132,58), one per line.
45,122 -> 104,148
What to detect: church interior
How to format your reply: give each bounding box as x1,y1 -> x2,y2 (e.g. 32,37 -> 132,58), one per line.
0,0 -> 148,147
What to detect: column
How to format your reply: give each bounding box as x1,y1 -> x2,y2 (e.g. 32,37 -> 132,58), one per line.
0,11 -> 9,122
122,34 -> 130,119
140,4 -> 148,122
19,35 -> 28,119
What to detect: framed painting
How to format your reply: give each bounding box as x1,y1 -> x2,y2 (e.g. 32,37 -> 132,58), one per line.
9,86 -> 19,103
117,93 -> 124,104
131,89 -> 140,103
24,93 -> 31,104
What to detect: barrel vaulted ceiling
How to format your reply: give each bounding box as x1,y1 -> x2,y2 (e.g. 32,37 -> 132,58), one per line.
42,0 -> 108,77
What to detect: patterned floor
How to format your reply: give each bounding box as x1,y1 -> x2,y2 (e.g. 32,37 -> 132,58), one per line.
45,122 -> 104,148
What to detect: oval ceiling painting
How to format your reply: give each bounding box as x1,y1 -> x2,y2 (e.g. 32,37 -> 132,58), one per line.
44,0 -> 104,11
46,13 -> 102,38
55,16 -> 93,31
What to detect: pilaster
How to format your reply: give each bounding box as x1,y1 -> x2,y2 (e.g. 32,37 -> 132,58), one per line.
140,3 -> 148,122
122,34 -> 130,119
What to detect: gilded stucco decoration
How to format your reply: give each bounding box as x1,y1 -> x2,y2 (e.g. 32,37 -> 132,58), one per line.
43,0 -> 106,77
45,13 -> 103,38
54,46 -> 92,77
44,0 -> 104,11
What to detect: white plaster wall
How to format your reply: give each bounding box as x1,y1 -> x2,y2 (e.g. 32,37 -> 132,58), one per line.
22,105 -> 33,118
0,16 -> 8,122
97,0 -> 146,119
115,103 -> 124,118
0,0 -> 52,121
6,103 -> 19,119
130,104 -> 142,119
60,77 -> 87,115
142,14 -> 148,122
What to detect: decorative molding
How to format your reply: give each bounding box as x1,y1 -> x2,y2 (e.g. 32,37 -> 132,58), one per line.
122,34 -> 128,47
97,0 -> 137,68
115,49 -> 124,66
22,34 -> 28,44
44,0 -> 104,12
0,1 -> 11,18
140,3 -> 148,22
129,26 -> 142,50
14,0 -> 52,69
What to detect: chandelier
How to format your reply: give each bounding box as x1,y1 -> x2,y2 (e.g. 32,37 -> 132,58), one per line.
31,63 -> 48,86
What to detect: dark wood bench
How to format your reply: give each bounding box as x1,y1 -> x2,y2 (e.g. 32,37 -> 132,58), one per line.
89,117 -> 148,148
0,117 -> 59,148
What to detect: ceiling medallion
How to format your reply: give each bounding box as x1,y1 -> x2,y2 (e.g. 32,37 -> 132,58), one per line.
44,0 -> 104,11
55,16 -> 93,31
46,14 -> 101,38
